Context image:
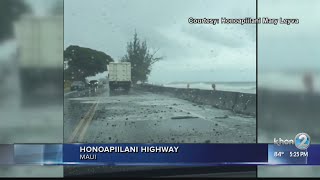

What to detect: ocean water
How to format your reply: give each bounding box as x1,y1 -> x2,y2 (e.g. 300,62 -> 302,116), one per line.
161,82 -> 256,94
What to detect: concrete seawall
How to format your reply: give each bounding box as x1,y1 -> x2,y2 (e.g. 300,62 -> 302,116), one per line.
136,84 -> 256,116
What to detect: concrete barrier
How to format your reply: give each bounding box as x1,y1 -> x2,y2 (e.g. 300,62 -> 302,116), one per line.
192,89 -> 208,105
206,90 -> 225,108
233,93 -> 256,116
138,84 -> 256,116
186,89 -> 200,103
223,91 -> 238,110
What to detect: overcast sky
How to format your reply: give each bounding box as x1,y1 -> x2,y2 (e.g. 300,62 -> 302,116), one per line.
64,0 -> 256,83
258,0 -> 320,73
1,0 -> 319,83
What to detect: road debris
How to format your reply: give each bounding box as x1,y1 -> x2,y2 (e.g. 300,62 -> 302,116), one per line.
171,116 -> 199,119
215,115 -> 229,119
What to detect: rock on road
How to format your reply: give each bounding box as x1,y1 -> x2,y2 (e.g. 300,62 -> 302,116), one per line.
64,87 -> 256,143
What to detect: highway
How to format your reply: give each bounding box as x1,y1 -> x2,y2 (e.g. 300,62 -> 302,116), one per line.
64,86 -> 256,144
63,86 -> 256,177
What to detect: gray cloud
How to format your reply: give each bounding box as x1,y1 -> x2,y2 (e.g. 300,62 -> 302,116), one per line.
181,25 -> 246,48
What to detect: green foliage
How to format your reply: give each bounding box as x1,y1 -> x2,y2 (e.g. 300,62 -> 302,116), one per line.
0,0 -> 31,43
121,31 -> 163,84
64,45 -> 114,81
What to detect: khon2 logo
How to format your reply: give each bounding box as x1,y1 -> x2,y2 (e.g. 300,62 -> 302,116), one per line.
274,133 -> 311,150
294,133 -> 311,150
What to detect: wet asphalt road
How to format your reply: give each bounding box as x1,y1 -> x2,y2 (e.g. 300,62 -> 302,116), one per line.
63,86 -> 256,177
64,87 -> 256,143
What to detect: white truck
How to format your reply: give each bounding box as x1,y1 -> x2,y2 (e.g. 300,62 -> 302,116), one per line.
107,62 -> 131,93
14,15 -> 63,105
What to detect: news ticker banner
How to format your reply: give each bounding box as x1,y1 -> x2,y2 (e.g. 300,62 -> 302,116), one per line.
0,144 -> 319,166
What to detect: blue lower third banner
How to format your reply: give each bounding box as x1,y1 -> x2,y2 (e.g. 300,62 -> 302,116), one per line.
63,144 -> 268,165
1,144 -> 319,165
268,144 -> 320,165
